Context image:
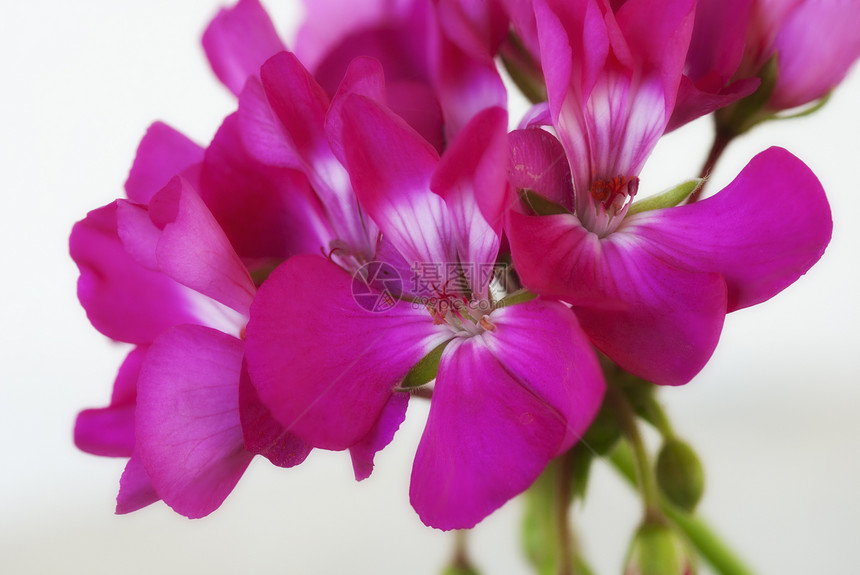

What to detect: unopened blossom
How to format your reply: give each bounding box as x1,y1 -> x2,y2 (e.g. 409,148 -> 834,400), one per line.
244,96 -> 605,530
502,0 -> 833,385
738,0 -> 860,111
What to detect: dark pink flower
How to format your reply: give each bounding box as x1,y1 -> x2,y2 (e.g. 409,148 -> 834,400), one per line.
501,0 -> 833,385
244,95 -> 605,529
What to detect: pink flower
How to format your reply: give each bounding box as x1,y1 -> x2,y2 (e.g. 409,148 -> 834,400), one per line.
71,117 -> 329,517
244,98 -> 605,530
502,0 -> 833,385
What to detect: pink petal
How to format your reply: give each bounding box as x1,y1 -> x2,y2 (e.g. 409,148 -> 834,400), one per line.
627,147 -> 832,312
429,5 -> 508,140
125,122 -> 203,204
70,202 -> 201,344
147,177 -> 256,317
338,94 -> 455,267
74,346 -> 147,458
244,254 -> 450,451
507,128 -> 574,212
257,52 -> 374,254
202,0 -> 286,96
238,361 -> 312,468
116,451 -> 160,514
136,325 -> 253,519
507,211 -> 728,385
349,391 -> 410,481
613,0 -> 695,112
431,106 -> 508,294
410,302 -> 604,530
684,0 -> 752,88
667,75 -> 759,132
199,113 -> 331,262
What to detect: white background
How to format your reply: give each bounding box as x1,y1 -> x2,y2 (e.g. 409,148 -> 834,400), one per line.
1,1 -> 858,573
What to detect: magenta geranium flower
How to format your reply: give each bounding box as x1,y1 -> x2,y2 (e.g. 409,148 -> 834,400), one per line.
244,98 -> 605,530
501,0 -> 833,385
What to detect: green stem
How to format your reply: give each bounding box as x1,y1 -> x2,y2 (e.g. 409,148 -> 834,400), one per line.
608,444 -> 755,575
687,129 -> 733,203
606,385 -> 662,522
556,452 -> 574,575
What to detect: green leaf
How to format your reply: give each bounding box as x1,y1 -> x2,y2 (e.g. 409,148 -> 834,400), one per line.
628,179 -> 702,215
400,340 -> 451,389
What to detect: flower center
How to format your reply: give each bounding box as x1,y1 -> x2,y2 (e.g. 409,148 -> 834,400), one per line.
580,175 -> 639,237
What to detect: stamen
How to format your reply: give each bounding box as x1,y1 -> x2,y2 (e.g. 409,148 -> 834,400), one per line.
478,316 -> 497,332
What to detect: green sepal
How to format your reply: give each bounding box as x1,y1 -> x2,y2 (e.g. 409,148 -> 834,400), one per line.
520,189 -> 571,216
400,340 -> 451,389
715,54 -> 779,137
495,289 -> 538,309
628,179 -> 703,215
656,438 -> 705,513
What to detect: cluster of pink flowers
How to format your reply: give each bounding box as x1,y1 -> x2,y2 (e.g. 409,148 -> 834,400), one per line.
72,0 -> 852,532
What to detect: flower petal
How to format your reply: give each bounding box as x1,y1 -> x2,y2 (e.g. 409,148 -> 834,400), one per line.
431,106 -> 508,293
74,346 -> 147,458
626,147 -> 832,312
507,211 -> 727,385
70,202 -> 201,344
244,254 -> 450,451
238,360 -> 312,468
148,177 -> 256,317
202,0 -> 286,96
125,122 -> 203,204
338,94 -> 455,267
200,113 -> 331,261
136,325 -> 253,519
116,451 -> 159,514
349,391 -> 410,481
410,301 -> 604,530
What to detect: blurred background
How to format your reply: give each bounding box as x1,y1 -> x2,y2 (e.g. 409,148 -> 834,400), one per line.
1,1 -> 858,573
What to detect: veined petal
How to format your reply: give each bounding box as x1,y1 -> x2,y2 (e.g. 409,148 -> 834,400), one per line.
202,0 -> 286,96
136,325 -> 253,519
626,147 -> 832,312
70,202 -> 201,344
200,113 -> 331,261
338,94 -> 455,267
74,346 -> 147,458
507,211 -> 727,385
349,391 -> 410,481
258,52 -> 374,254
125,122 -> 204,204
245,255 -> 451,451
508,128 -> 574,212
432,107 -> 508,294
116,451 -> 159,515
410,302 -> 604,530
238,361 -> 312,468
148,177 -> 256,317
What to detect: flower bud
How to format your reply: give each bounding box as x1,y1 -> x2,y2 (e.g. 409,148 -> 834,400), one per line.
624,523 -> 696,575
656,438 -> 705,512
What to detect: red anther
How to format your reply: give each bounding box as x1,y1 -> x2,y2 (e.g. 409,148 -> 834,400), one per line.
479,316 -> 497,332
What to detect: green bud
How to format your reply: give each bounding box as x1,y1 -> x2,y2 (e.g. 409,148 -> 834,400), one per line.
656,439 -> 705,513
624,522 -> 696,575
